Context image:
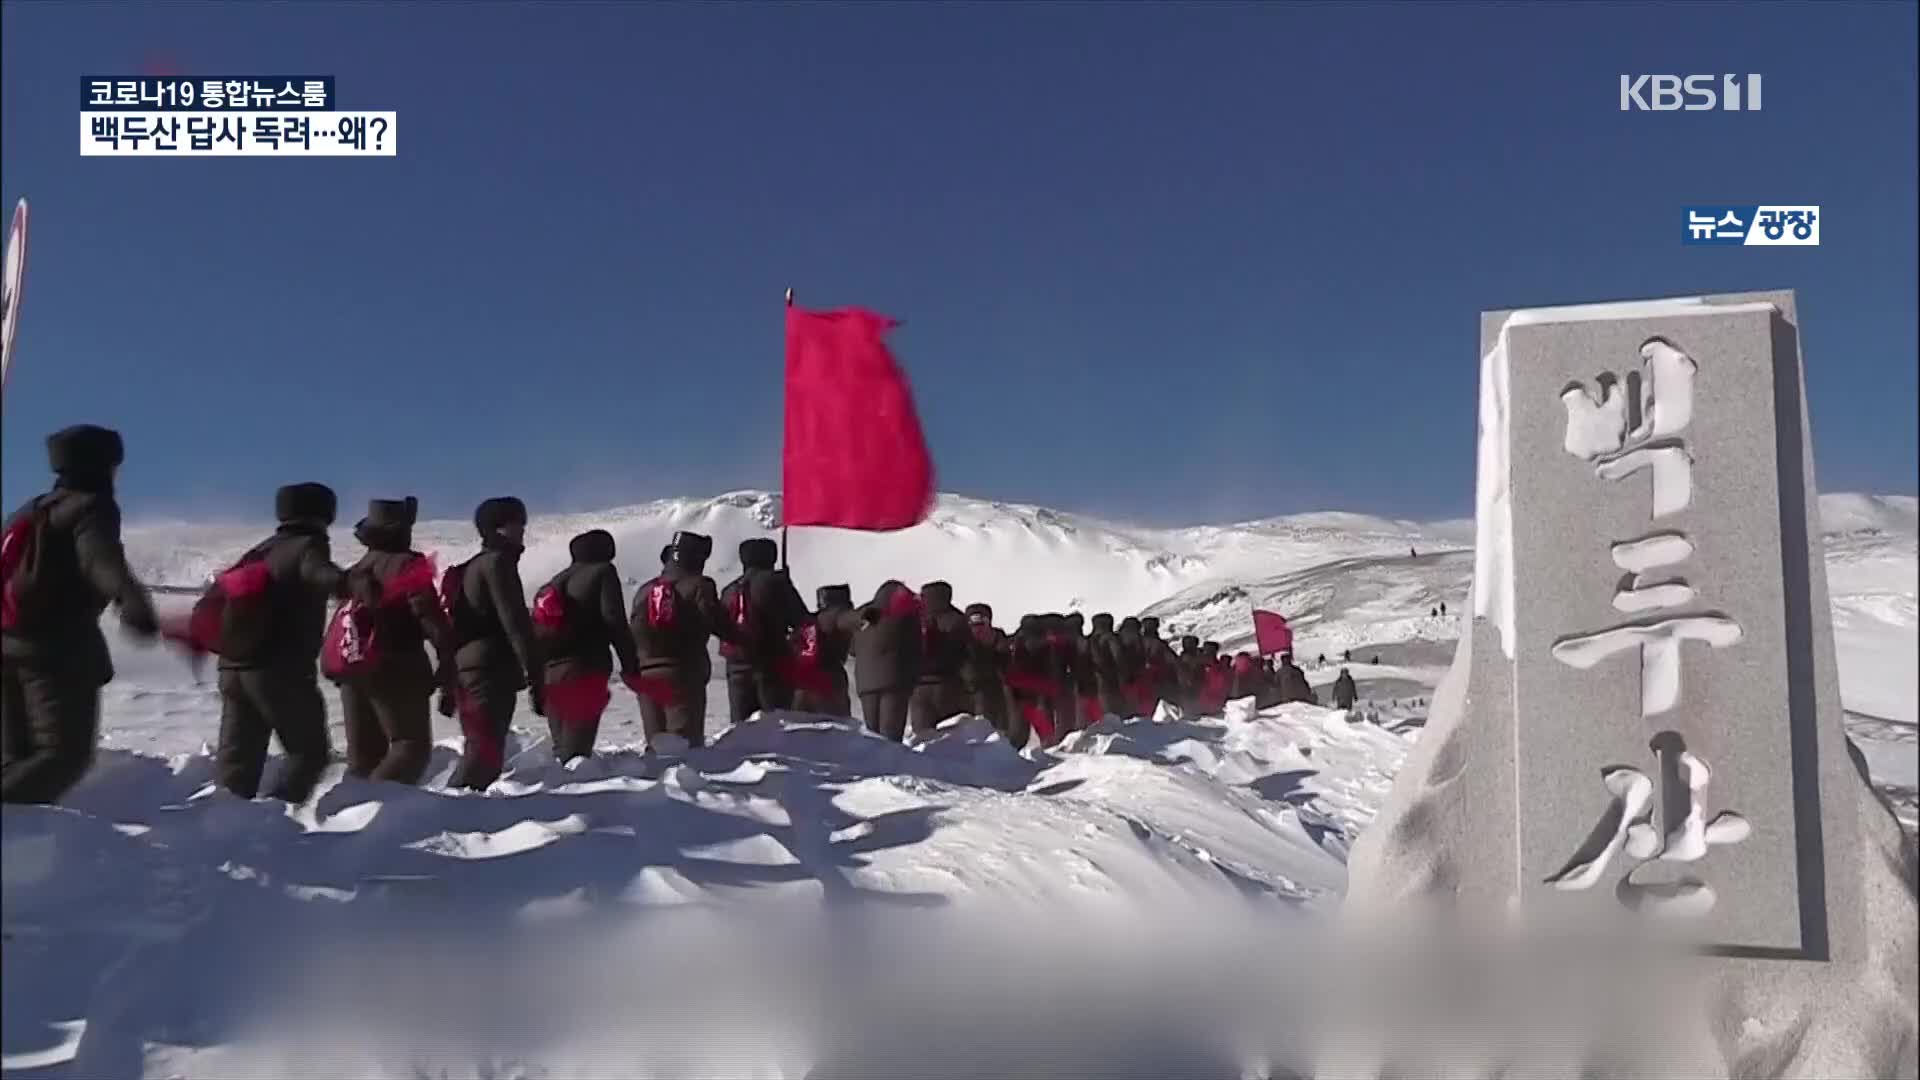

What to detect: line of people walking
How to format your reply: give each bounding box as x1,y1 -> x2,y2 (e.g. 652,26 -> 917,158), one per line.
3,428 -> 1339,807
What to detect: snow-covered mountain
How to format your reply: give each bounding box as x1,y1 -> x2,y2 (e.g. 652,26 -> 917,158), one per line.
125,490 -> 1475,625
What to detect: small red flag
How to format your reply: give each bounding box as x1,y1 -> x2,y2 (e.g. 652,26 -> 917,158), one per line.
782,305 -> 935,531
1252,609 -> 1294,656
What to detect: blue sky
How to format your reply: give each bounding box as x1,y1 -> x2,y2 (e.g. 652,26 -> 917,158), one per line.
2,2 -> 1914,525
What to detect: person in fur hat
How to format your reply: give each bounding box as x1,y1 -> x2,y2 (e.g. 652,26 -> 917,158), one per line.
2,425 -> 159,804
210,482 -> 361,802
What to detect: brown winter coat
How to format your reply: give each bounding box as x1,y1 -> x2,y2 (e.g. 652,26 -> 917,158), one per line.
342,532 -> 449,692
851,582 -> 922,695
217,524 -> 351,673
2,485 -> 157,687
539,556 -> 641,683
449,541 -> 542,690
630,561 -> 729,681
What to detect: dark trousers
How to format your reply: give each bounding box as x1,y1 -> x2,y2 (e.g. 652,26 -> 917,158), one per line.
726,667 -> 793,726
860,689 -> 911,742
216,668 -> 331,802
793,668 -> 852,718
908,680 -> 966,736
341,676 -> 433,786
0,662 -> 100,805
638,672 -> 707,749
450,670 -> 518,791
967,679 -> 1008,732
1002,688 -> 1032,749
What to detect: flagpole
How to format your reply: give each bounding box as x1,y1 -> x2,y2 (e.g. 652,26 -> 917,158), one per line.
780,286 -> 793,573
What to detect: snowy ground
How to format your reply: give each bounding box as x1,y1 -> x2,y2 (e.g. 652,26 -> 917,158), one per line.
2,491 -> 1913,1077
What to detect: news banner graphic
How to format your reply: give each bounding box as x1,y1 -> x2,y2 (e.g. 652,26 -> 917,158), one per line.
80,77 -> 395,157
1682,205 -> 1820,247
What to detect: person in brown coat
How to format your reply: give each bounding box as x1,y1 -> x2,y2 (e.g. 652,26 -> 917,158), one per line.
535,529 -> 641,762
441,497 -> 544,790
1276,652 -> 1318,705
2,425 -> 159,805
961,602 -> 1009,732
794,584 -> 858,717
1174,634 -> 1204,712
337,497 -> 450,787
719,538 -> 810,725
629,531 -> 729,749
212,482 -> 359,802
1140,616 -> 1177,713
1331,667 -> 1358,711
1087,613 -> 1126,719
852,580 -> 921,742
910,580 -> 969,735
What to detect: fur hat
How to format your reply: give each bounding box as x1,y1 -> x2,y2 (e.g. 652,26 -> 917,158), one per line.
275,482 -> 337,525
359,496 -> 417,531
474,496 -> 528,536
669,531 -> 712,568
920,580 -> 954,608
816,583 -> 853,610
46,425 -> 125,482
738,537 -> 778,571
569,529 -> 616,563
965,602 -> 993,622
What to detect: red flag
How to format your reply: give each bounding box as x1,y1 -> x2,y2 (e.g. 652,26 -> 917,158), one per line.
782,305 -> 934,531
1252,609 -> 1294,656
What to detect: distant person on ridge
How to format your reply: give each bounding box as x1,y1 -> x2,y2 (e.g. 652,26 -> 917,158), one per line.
533,528 -> 641,763
910,581 -> 970,735
1175,634 -> 1204,712
1005,615 -> 1059,747
793,584 -> 858,717
961,602 -> 1010,732
852,580 -> 922,742
1047,614 -> 1088,735
1277,652 -> 1317,705
210,482 -> 360,802
1332,667 -> 1358,711
719,537 -> 809,725
1088,613 -> 1126,720
1255,656 -> 1283,708
443,497 -> 543,791
1,425 -> 160,805
629,531 -> 729,750
333,497 -> 449,788
1140,616 -> 1177,712
1114,616 -> 1150,718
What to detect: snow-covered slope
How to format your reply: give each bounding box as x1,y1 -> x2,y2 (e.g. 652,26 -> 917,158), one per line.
4,490 -> 1910,1076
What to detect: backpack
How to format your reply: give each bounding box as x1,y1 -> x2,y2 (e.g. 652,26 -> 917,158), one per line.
793,620 -> 821,665
180,547 -> 274,658
439,561 -> 469,623
718,580 -> 753,659
323,555 -> 434,680
635,576 -> 681,651
531,579 -> 571,639
321,595 -> 379,680
0,501 -> 52,632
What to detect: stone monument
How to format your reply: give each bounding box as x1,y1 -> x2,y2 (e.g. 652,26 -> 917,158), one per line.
1336,292 -> 1917,1078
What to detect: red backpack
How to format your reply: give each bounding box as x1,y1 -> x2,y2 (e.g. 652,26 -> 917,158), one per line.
718,582 -> 752,659
637,577 -> 679,648
793,620 -> 821,664
531,580 -> 570,637
323,555 -> 435,680
176,551 -> 274,658
0,504 -> 50,632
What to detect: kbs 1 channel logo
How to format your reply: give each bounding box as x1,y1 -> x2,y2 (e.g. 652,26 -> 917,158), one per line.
79,77 -> 395,157
1683,206 -> 1820,247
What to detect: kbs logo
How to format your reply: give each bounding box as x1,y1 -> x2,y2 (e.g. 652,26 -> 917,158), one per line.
1620,75 -> 1762,111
